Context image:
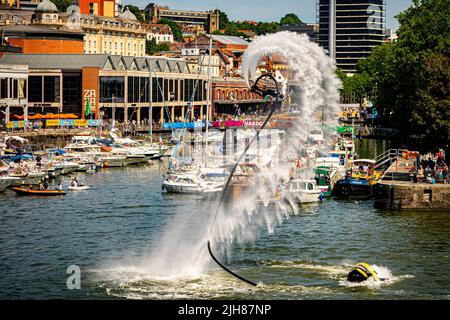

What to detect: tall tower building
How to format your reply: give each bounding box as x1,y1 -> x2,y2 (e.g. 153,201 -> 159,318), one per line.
318,0 -> 386,73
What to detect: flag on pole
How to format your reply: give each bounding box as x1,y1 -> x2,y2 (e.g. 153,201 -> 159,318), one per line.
85,99 -> 91,117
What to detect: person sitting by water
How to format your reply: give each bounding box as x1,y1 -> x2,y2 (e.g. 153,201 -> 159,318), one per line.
43,180 -> 49,190
417,167 -> 425,183
347,262 -> 379,283
57,182 -> 63,191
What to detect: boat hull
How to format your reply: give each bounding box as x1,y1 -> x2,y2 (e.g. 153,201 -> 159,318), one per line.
12,187 -> 66,196
162,182 -> 200,194
332,179 -> 372,199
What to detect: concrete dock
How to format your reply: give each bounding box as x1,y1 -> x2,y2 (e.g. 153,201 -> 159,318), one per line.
374,180 -> 450,211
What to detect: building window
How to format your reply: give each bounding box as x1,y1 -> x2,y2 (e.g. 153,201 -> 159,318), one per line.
28,76 -> 43,102
63,74 -> 82,112
100,77 -> 125,103
0,78 -> 8,99
44,76 -> 60,103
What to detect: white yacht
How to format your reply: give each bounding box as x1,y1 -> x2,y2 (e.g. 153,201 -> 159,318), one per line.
162,172 -> 225,194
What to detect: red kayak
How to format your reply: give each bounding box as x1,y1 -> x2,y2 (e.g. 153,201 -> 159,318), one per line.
12,187 -> 66,196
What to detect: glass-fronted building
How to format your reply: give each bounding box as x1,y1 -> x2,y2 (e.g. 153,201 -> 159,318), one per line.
0,54 -> 208,123
318,0 -> 386,73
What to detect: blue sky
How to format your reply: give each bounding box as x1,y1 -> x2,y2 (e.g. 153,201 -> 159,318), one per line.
127,0 -> 413,31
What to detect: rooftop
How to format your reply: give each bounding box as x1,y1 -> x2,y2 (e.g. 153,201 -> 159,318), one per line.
206,34 -> 249,46
0,54 -> 192,74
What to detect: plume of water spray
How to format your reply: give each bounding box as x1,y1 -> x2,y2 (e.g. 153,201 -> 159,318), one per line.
141,31 -> 341,279
210,31 -> 342,259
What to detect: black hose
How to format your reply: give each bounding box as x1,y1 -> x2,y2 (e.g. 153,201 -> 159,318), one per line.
207,241 -> 257,286
207,74 -> 280,286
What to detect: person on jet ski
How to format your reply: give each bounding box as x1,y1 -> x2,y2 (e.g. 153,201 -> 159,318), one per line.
71,178 -> 79,187
347,262 -> 379,283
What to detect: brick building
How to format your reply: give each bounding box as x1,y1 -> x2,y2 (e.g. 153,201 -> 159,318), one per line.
1,25 -> 84,54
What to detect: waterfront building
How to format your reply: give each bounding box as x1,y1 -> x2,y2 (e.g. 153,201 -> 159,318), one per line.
317,0 -> 386,73
1,25 -> 85,54
212,77 -> 265,116
0,63 -> 28,124
145,3 -> 220,34
182,24 -> 205,43
0,1 -> 146,57
77,0 -> 117,18
186,34 -> 249,51
0,54 -> 208,123
144,23 -> 174,44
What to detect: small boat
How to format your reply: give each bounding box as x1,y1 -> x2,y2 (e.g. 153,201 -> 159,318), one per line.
68,185 -> 90,191
162,174 -> 225,194
332,177 -> 372,200
314,166 -> 337,197
12,187 -> 66,196
285,179 -> 323,204
0,176 -> 21,192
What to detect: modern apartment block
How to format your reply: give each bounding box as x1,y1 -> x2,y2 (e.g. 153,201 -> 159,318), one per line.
317,0 -> 386,73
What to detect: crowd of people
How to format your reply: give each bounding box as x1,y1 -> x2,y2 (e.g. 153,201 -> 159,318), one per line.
414,150 -> 448,184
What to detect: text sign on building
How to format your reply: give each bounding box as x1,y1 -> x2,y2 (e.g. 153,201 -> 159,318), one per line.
84,89 -> 96,113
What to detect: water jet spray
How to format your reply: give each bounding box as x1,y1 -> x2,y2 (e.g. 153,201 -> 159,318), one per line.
207,73 -> 282,287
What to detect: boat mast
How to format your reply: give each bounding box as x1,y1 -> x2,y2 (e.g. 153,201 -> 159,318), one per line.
204,35 -> 213,167
148,58 -> 153,142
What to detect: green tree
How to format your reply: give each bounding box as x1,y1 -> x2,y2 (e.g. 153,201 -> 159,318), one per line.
124,5 -> 146,22
358,0 -> 450,152
157,18 -> 183,42
52,0 -> 72,12
255,22 -> 280,35
218,10 -> 230,30
146,38 -> 170,55
280,13 -> 303,25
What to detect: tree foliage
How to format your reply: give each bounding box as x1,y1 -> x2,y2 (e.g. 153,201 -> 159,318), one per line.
357,0 -> 450,152
157,18 -> 183,42
216,10 -> 285,37
146,38 -> 170,55
52,0 -> 72,12
280,13 -> 303,25
124,5 -> 146,23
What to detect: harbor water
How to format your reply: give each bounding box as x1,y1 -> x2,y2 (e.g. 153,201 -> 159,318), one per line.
1,159 -> 449,300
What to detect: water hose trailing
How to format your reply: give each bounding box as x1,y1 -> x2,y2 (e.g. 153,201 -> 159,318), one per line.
207,74 -> 282,286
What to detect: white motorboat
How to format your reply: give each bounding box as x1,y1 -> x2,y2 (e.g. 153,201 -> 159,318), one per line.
285,179 -> 322,204
162,173 -> 224,194
8,171 -> 46,186
0,176 -> 21,192
58,161 -> 81,175
96,155 -> 127,168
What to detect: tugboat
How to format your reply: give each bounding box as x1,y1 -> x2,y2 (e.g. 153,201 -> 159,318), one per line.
331,177 -> 372,200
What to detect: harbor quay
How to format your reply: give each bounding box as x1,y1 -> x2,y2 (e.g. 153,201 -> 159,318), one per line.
374,181 -> 450,211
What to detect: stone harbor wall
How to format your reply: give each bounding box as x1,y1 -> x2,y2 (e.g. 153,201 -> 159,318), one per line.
374,181 -> 450,211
